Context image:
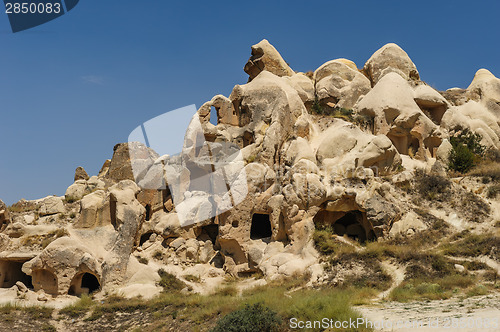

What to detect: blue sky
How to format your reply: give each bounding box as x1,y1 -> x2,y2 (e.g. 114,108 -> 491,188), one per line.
0,0 -> 499,204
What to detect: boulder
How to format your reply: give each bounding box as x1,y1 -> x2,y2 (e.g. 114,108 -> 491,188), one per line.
441,101 -> 500,149
74,166 -> 90,181
244,39 -> 294,81
38,196 -> 65,216
65,181 -> 87,202
389,211 -> 427,236
467,68 -> 500,103
314,59 -> 371,109
363,43 -> 419,86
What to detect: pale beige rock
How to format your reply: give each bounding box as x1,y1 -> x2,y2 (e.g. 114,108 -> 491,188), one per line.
363,43 -> 419,85
38,196 -> 65,216
244,39 -> 294,81
389,211 -> 427,236
0,199 -> 10,232
314,59 -> 371,109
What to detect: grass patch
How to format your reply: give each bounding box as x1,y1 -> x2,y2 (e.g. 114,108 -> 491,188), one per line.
313,227 -> 356,255
390,274 -> 476,302
440,233 -> 500,260
59,294 -> 94,318
21,228 -> 69,249
157,269 -> 186,292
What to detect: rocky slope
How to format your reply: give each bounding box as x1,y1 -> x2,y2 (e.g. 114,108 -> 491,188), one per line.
0,39 -> 499,311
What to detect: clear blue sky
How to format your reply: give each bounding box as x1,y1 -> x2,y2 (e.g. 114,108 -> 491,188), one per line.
0,0 -> 499,204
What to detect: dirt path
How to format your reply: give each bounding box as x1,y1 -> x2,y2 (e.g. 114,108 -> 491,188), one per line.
377,261 -> 406,301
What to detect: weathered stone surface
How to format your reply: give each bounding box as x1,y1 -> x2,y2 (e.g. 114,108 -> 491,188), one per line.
0,199 -> 10,232
74,166 -> 89,181
38,196 -> 65,216
244,39 -> 294,81
363,43 -> 419,85
315,59 -> 371,109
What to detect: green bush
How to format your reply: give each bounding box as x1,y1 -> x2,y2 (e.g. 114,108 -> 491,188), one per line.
448,130 -> 486,173
211,303 -> 282,332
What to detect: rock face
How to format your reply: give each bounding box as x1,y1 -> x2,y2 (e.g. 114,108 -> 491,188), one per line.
1,40 -> 500,299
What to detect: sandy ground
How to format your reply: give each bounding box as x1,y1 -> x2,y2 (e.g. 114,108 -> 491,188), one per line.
357,293 -> 500,332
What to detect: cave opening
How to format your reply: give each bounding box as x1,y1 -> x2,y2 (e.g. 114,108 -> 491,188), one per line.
0,260 -> 33,289
140,232 -> 154,246
250,213 -> 272,240
145,204 -> 151,221
313,209 -> 375,243
68,272 -> 100,296
200,224 -> 219,244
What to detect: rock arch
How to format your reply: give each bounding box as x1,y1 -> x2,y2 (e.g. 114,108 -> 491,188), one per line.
68,272 -> 101,296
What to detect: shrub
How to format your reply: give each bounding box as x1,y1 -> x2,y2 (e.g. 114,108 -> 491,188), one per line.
211,303 -> 282,332
448,129 -> 486,173
449,143 -> 475,173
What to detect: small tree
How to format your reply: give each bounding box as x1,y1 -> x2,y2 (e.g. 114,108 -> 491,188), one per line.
448,130 -> 485,173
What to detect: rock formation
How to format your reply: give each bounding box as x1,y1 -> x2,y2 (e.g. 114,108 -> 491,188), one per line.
1,40 -> 499,301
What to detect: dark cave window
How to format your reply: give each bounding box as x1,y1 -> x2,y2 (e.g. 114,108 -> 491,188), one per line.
250,213 -> 272,240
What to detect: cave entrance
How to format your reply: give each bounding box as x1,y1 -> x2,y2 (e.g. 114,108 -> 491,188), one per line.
200,224 -> 219,244
68,272 -> 100,296
0,260 -> 33,289
250,213 -> 272,240
313,210 -> 375,243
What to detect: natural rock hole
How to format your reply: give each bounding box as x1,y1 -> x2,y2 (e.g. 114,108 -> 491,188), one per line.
68,272 -> 100,296
210,106 -> 218,125
145,204 -> 151,221
250,213 -> 272,240
0,260 -> 33,289
313,210 -> 375,243
140,232 -> 154,246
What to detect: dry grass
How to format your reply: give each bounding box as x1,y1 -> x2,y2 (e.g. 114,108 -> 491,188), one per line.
469,161 -> 500,182
440,232 -> 500,261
